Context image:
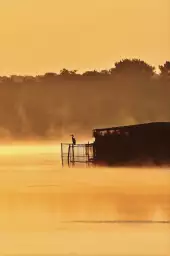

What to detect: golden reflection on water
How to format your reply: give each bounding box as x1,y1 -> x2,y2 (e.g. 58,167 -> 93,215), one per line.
0,143 -> 170,255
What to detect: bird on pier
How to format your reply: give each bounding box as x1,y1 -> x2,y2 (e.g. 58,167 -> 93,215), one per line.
71,134 -> 76,145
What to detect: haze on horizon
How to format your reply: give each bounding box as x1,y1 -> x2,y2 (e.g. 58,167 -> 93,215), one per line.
0,0 -> 169,75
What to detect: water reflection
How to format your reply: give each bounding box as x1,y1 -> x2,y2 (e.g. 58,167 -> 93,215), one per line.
1,177 -> 170,230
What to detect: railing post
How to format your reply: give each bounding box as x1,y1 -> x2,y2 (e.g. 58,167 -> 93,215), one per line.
68,144 -> 71,167
87,142 -> 90,166
72,144 -> 75,166
61,143 -> 64,167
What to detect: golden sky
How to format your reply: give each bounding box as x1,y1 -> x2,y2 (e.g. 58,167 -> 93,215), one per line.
0,0 -> 169,75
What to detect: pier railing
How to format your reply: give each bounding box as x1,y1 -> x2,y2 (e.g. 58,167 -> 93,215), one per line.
61,143 -> 94,167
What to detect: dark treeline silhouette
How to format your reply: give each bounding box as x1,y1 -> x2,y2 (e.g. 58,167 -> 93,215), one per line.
0,59 -> 170,140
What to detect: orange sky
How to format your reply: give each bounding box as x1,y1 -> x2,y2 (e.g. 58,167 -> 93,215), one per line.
0,0 -> 169,75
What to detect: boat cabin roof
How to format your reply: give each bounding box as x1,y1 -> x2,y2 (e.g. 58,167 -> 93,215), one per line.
93,122 -> 170,137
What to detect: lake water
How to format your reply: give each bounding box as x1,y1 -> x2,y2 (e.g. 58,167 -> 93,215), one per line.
0,143 -> 170,255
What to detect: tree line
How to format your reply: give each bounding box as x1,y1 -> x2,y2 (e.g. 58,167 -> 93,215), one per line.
0,59 -> 170,140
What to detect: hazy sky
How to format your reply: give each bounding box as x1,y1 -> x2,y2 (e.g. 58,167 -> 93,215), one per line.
0,0 -> 169,75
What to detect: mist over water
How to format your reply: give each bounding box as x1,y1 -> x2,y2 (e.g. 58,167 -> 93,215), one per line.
0,143 -> 170,255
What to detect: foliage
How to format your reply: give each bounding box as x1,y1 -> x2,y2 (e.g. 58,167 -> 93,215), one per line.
0,59 -> 169,139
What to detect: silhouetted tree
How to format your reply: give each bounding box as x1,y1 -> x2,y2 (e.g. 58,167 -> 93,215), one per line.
0,58 -> 169,139
159,61 -> 170,76
100,69 -> 110,76
113,59 -> 155,77
44,72 -> 58,77
60,68 -> 76,76
83,70 -> 100,76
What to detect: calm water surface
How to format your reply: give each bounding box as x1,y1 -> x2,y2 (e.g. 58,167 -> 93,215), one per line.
0,144 -> 169,255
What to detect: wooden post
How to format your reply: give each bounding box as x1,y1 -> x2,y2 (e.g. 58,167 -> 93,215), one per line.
61,143 -> 64,167
68,144 -> 70,167
72,144 -> 75,166
87,142 -> 90,166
